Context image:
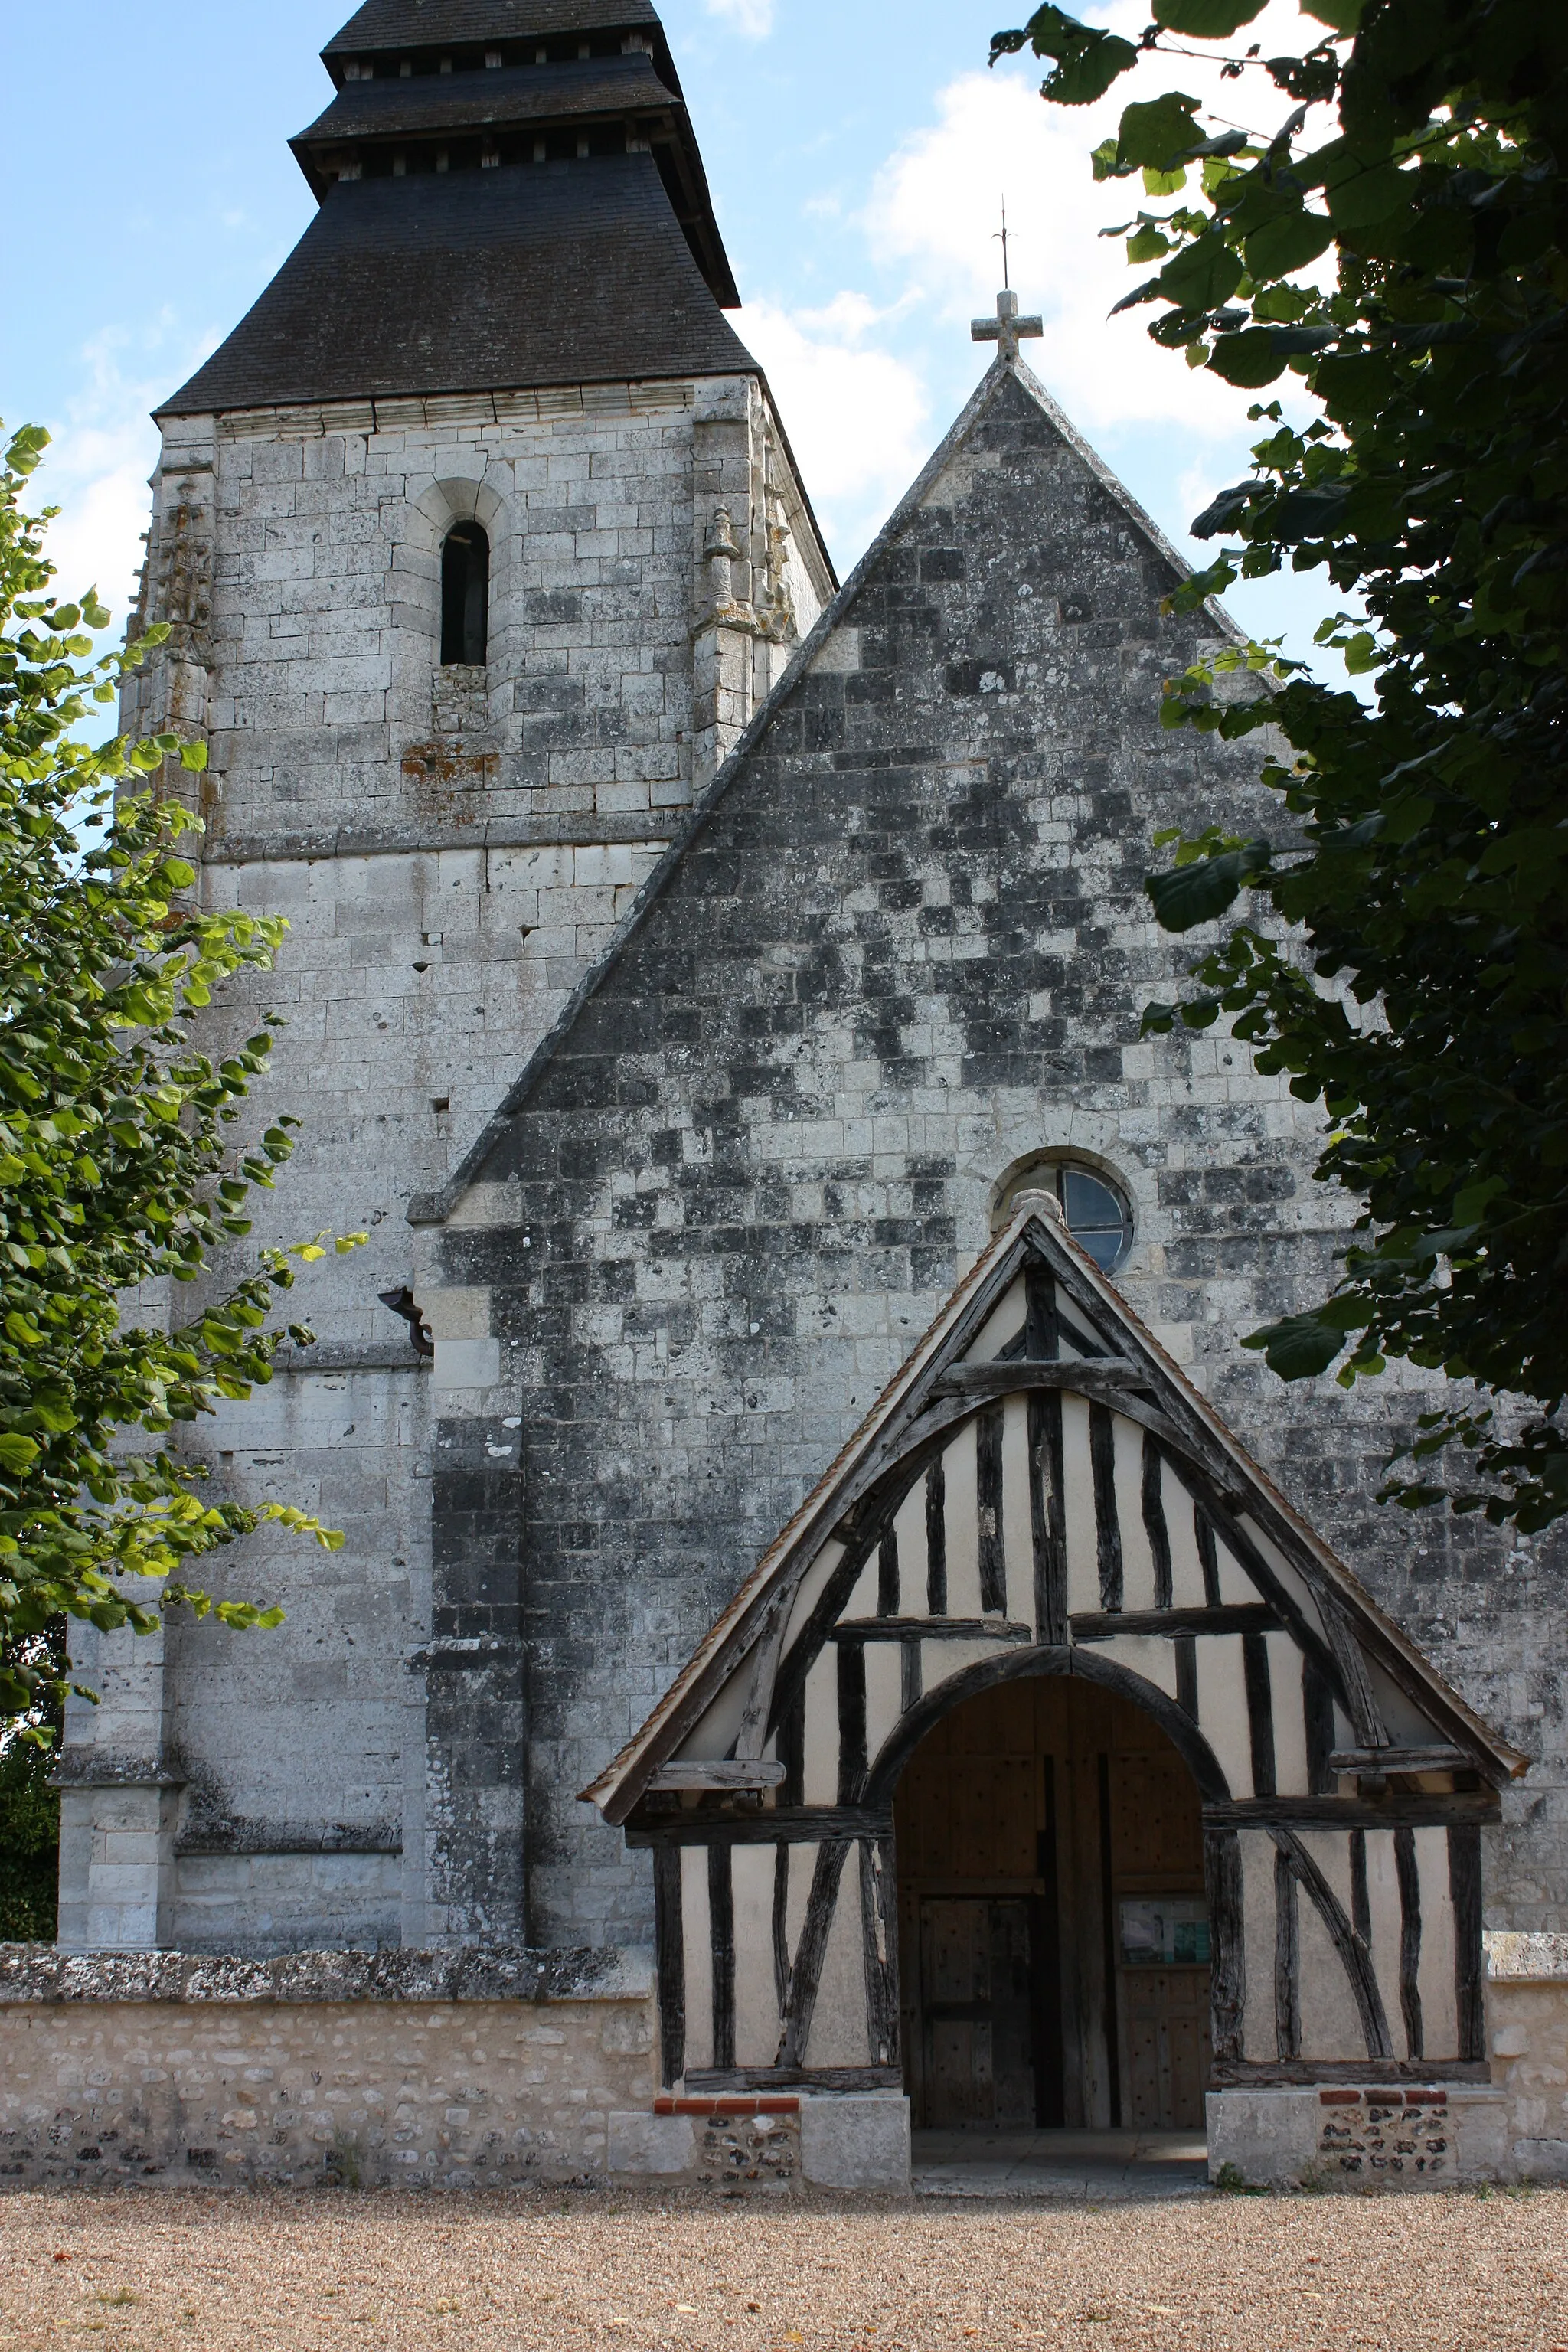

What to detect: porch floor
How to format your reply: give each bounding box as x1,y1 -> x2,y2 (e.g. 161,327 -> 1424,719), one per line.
912,2126 -> 1210,2200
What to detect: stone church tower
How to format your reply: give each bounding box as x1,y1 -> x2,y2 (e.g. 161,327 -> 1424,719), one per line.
27,0 -> 1568,2197
62,0 -> 832,1954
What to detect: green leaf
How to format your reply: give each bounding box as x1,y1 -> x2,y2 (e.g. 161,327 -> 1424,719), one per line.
1157,233 -> 1244,312
1154,0 -> 1265,33
1243,209 -> 1334,279
1207,331 -> 1288,387
1243,1314 -> 1348,1379
1116,93 -> 1202,175
1146,841 -> 1269,931
0,1434 -> 41,1475
999,7 -> 1139,105
1323,155 -> 1410,229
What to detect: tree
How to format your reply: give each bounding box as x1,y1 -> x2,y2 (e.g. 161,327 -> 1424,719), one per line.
993,0 -> 1568,1529
0,420 -> 361,1733
0,1625 -> 63,1936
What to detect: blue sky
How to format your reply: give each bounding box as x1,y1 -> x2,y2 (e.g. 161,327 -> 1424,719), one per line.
4,0 -> 1339,669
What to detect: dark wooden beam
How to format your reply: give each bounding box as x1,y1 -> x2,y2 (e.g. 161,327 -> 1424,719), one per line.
1031,1386 -> 1067,1648
627,1805 -> 893,1848
925,1457 -> 947,1615
646,1760 -> 787,1792
1329,1746 -> 1473,1776
1273,1845 -> 1300,2061
859,1835 -> 900,2069
684,2066 -> 903,2094
1204,1795 -> 1501,1829
1394,1824 -> 1423,2063
838,1640 -> 867,1805
1090,1401 -> 1123,1614
977,1403 -> 1007,1615
1449,1823 -> 1485,2061
653,1845 -> 685,2090
933,1359 -> 1148,1399
1071,1605 -> 1278,1641
709,1843 -> 736,2073
1211,2057 -> 1491,2087
1142,1433 -> 1173,1612
1205,1825 -> 1246,2066
1243,1631 -> 1276,1799
835,1615 -> 1034,1642
775,1840 -> 851,2069
1272,1825 -> 1393,2062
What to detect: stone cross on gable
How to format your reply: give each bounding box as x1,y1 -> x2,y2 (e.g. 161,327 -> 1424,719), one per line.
972,288 -> 1044,364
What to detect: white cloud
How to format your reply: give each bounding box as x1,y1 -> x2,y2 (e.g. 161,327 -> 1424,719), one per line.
740,296 -> 931,563
862,2 -> 1321,446
705,0 -> 775,37
864,72 -> 1257,449
21,318 -> 214,647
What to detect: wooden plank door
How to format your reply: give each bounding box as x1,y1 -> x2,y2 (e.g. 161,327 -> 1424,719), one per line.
918,1897 -> 1034,2128
1119,1965 -> 1212,2129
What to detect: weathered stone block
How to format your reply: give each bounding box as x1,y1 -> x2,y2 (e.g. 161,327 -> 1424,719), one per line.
798,2093 -> 910,2193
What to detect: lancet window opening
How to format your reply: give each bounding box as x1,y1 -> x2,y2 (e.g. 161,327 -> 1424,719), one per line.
440,521 -> 489,667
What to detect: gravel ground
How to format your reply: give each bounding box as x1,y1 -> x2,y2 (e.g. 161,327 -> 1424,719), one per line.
2,2184 -> 1566,2352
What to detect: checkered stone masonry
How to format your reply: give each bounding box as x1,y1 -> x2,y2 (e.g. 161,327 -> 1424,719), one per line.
435,364 -> 1565,1949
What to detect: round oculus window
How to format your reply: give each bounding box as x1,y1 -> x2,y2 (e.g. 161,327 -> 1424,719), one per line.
998,1161 -> 1135,1272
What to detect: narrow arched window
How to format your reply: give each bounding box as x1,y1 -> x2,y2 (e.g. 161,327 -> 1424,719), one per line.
440,521 -> 488,665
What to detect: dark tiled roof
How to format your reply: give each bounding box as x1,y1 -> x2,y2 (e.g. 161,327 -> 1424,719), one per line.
294,53 -> 671,142
156,155 -> 757,417
323,0 -> 661,58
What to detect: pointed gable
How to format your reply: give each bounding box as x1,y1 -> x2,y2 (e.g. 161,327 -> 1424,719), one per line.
584,1194 -> 1522,1828
415,350 -> 1521,1968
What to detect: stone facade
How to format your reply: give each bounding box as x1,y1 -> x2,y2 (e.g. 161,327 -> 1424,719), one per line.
58,243 -> 1563,2079
415,360 -> 1563,1955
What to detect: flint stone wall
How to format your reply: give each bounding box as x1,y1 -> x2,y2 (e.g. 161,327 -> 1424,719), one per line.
0,1945 -> 653,2189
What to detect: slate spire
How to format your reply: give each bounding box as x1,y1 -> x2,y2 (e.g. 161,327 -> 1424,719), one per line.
159,0 -> 753,416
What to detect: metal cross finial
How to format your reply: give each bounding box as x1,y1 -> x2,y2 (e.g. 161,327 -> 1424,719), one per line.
995,198 -> 1011,292
971,286 -> 1044,365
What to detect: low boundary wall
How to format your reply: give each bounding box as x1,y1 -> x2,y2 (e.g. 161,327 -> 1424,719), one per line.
0,1945 -> 655,2188
5,1932 -> 1566,2193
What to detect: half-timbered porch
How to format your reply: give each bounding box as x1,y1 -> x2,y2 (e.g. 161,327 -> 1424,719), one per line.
585,1193 -> 1526,2182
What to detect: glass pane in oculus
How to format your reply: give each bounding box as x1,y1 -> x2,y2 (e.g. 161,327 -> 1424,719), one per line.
1057,1167 -> 1132,1271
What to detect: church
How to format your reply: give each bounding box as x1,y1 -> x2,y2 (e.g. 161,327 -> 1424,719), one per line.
10,0 -> 1567,2194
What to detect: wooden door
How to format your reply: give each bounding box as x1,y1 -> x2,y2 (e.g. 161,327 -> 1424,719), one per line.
1119,1966 -> 1211,2130
918,1897 -> 1034,2128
